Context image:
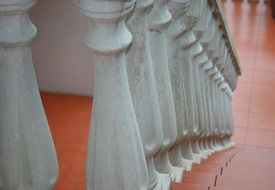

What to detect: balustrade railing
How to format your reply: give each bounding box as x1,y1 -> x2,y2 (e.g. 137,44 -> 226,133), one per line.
0,0 -> 240,189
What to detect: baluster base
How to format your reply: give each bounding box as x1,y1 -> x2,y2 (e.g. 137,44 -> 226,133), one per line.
182,159 -> 193,171
171,166 -> 184,183
158,173 -> 172,190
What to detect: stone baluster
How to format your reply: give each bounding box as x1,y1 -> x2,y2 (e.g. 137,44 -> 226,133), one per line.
148,0 -> 178,185
214,35 -> 236,150
126,0 -> 164,189
220,84 -> 230,148
190,4 -> 217,160
201,60 -> 217,155
0,0 -> 59,189
178,28 -> 197,171
216,47 -> 231,149
210,72 -> 221,151
208,67 -> 222,152
184,0 -> 212,164
189,40 -> 205,164
227,87 -> 235,148
219,81 -> 232,149
197,15 -> 220,157
177,0 -> 205,170
195,13 -> 217,155
221,54 -> 236,149
206,21 -> 230,151
208,22 -> 232,151
166,0 -> 191,182
218,80 -> 228,150
222,85 -> 235,148
75,0 -> 148,189
193,52 -> 213,159
209,0 -> 239,151
215,74 -> 228,150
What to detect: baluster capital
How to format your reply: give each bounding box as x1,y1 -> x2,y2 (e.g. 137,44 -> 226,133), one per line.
0,0 -> 37,48
136,0 -> 154,9
180,30 -> 196,49
0,0 -> 36,12
216,76 -> 225,86
202,60 -> 214,73
190,41 -> 203,56
220,82 -> 229,92
148,0 -> 172,31
213,72 -> 223,84
76,0 -> 136,55
194,52 -> 208,67
208,66 -> 218,77
181,0 -> 204,30
167,0 -> 191,38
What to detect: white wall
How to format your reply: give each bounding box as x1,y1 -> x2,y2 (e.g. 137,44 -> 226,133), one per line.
30,0 -> 94,96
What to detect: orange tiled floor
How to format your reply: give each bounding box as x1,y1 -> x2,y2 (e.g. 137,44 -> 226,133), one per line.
40,1 -> 275,189
41,93 -> 92,189
226,0 -> 275,149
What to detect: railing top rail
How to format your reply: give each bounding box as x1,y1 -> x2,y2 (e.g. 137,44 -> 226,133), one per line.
208,0 -> 242,75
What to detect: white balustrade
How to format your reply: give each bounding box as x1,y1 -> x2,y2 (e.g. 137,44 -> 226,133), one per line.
77,0 -> 241,188
1,0 -> 241,189
0,0 -> 58,189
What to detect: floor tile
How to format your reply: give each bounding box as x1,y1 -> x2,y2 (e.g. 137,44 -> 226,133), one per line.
233,111 -> 249,127
248,112 -> 275,130
255,58 -> 275,72
246,128 -> 275,148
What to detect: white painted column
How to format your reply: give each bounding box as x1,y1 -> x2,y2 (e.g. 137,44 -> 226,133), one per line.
214,74 -> 227,151
220,84 -> 235,149
196,9 -> 217,157
201,60 -> 217,155
189,1 -> 215,161
179,29 -> 197,171
193,52 -> 212,159
189,41 -> 205,163
0,0 -> 59,189
179,0 -> 211,165
76,0 -> 148,190
218,81 -> 231,149
148,0 -> 178,186
224,87 -> 235,148
166,0 -> 191,182
208,67 -> 222,152
126,0 -> 164,189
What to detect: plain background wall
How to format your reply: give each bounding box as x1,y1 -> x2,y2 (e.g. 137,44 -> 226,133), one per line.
30,0 -> 94,96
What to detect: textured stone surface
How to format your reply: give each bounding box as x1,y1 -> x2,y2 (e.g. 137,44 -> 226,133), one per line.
76,0 -> 148,190
126,0 -> 163,189
0,0 -> 59,189
148,0 -> 177,186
